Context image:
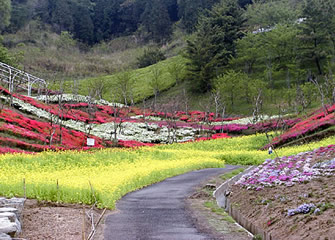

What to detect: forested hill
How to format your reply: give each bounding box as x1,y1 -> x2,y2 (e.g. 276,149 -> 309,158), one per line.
1,0 -> 251,44
1,0 -> 335,116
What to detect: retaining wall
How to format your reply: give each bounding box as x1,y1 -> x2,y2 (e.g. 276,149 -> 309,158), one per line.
0,198 -> 25,240
213,167 -> 277,240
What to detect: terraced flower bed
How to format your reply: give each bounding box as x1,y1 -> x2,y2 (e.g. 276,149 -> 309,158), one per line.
0,84 -> 300,153
236,145 -> 335,190
265,104 -> 335,149
229,143 -> 335,240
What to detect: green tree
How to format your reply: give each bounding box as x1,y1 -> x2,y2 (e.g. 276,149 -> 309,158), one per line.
185,0 -> 244,93
56,31 -> 77,50
93,0 -> 122,42
298,0 -> 335,75
214,70 -> 246,111
178,0 -> 220,33
231,32 -> 263,75
244,0 -> 301,30
260,24 -> 300,88
137,48 -> 166,68
168,61 -> 185,85
51,0 -> 74,33
233,24 -> 301,88
0,0 -> 11,31
0,37 -> 16,65
149,67 -> 163,110
72,0 -> 94,44
7,0 -> 33,32
140,0 -> 172,42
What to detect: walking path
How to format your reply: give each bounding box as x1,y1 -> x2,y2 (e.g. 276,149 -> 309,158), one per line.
104,166 -> 239,240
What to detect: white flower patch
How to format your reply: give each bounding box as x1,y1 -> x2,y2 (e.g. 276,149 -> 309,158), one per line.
4,95 -> 199,143
35,94 -> 125,108
207,114 -> 291,126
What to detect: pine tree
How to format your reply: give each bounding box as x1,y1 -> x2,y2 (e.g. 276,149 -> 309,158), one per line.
51,0 -> 74,33
178,0 -> 220,33
73,0 -> 94,44
140,0 -> 172,43
93,0 -> 122,42
185,0 -> 244,93
298,0 -> 335,75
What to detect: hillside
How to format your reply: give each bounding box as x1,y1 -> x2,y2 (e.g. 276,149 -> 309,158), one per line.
4,78 -> 329,155
53,55 -> 187,104
2,0 -> 335,117
1,78 -> 335,155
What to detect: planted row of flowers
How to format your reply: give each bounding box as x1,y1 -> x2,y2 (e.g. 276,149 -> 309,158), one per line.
0,92 -> 204,143
236,144 -> 335,190
265,104 -> 335,149
0,108 -> 106,151
213,118 -> 300,134
0,146 -> 32,154
0,86 -> 300,148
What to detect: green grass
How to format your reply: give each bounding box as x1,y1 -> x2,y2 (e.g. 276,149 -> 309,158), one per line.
220,168 -> 245,181
50,55 -> 187,103
204,200 -> 236,223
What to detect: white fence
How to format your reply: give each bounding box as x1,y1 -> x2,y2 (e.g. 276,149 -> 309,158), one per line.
0,62 -> 47,96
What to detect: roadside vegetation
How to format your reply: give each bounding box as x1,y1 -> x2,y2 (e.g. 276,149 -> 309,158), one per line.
0,133 -> 334,209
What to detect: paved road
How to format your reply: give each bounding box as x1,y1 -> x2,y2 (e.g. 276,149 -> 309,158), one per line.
104,166 -> 239,240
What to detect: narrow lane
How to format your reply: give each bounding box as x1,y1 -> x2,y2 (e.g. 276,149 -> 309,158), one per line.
104,166 -> 239,240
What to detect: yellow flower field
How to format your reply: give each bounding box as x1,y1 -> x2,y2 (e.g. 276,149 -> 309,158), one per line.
0,134 -> 334,209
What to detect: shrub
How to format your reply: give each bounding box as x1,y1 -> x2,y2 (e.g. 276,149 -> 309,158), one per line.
137,47 -> 166,68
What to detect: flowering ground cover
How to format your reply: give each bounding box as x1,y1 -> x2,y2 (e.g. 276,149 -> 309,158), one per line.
265,104 -> 335,149
226,136 -> 335,239
0,133 -> 334,210
0,141 -> 225,209
236,144 -> 335,190
0,108 -> 107,151
0,84 -> 300,151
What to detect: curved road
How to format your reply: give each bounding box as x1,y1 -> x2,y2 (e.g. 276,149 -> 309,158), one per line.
104,166 -> 239,240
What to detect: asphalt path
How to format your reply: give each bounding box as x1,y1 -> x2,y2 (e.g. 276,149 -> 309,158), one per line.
104,166 -> 239,240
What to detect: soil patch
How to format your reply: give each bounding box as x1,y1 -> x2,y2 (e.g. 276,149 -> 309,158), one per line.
19,199 -> 110,240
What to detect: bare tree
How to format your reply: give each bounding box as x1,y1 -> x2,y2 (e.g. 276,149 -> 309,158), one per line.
115,70 -> 135,106
182,88 -> 190,114
252,89 -> 263,123
109,93 -> 125,145
47,80 -> 70,147
149,67 -> 162,111
324,75 -> 335,104
72,77 -> 79,95
160,97 -> 182,143
167,62 -> 184,86
212,90 -> 222,119
89,78 -> 106,100
84,87 -> 100,146
199,97 -> 214,139
311,77 -> 329,116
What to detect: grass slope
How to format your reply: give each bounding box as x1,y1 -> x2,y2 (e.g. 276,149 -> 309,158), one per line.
51,55 -> 187,103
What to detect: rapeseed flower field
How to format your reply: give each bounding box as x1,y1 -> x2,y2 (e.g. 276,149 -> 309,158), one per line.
0,134 -> 334,209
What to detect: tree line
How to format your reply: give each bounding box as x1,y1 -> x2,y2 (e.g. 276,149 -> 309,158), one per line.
0,0 -> 251,45
185,0 -> 335,113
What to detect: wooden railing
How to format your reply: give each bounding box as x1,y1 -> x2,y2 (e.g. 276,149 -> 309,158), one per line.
0,62 -> 47,96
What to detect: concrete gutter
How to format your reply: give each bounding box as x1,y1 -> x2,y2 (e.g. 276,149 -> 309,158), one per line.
213,166 -> 278,240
